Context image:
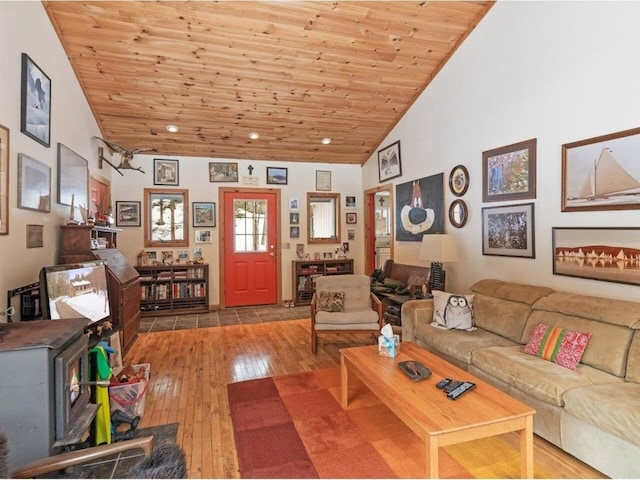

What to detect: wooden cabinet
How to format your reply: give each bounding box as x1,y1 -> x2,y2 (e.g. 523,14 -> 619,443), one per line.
292,259 -> 354,306
136,264 -> 209,316
58,225 -> 140,350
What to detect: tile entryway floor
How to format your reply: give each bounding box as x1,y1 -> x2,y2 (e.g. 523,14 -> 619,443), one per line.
139,304 -> 310,332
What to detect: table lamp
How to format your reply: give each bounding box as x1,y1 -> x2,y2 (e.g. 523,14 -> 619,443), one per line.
419,234 -> 459,292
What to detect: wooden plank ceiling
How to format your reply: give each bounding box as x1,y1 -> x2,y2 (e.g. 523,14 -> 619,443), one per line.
44,1 -> 493,164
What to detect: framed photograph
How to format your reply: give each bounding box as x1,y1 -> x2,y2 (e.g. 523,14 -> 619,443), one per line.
0,124 -> 9,234
346,212 -> 357,224
146,251 -> 157,261
177,250 -> 189,262
21,53 -> 51,147
154,158 -> 179,186
562,127 -> 640,212
161,250 -> 174,264
395,173 -> 444,241
289,212 -> 299,225
267,166 -> 288,185
345,195 -> 356,208
195,229 -> 212,243
57,143 -> 88,208
26,224 -> 43,248
316,170 -> 331,191
290,226 -> 300,238
289,197 -> 299,211
378,140 -> 402,183
193,202 -> 216,227
324,252 -> 333,260
348,229 -> 355,240
483,138 -> 536,203
482,202 -> 535,258
449,165 -> 469,197
553,227 -> 640,286
209,162 -> 238,182
18,153 -> 51,213
115,201 -> 141,227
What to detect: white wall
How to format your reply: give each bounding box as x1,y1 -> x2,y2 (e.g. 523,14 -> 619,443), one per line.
362,1 -> 640,301
0,2 -> 106,318
111,157 -> 364,305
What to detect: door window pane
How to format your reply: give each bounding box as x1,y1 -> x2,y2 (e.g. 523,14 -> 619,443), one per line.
234,200 -> 267,252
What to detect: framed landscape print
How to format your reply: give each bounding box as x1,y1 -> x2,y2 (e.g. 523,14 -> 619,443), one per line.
209,162 -> 238,182
267,166 -> 288,185
21,53 -> 51,147
0,124 -> 10,234
154,158 -> 179,186
562,127 -> 640,212
57,143 -> 88,208
552,227 -> 640,286
18,153 -> 51,212
115,201 -> 141,227
482,202 -> 535,258
378,140 -> 402,183
483,139 -> 536,203
193,202 -> 216,227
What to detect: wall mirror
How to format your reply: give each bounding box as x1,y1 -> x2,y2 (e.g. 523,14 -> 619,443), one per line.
144,188 -> 189,247
307,192 -> 341,244
449,199 -> 468,228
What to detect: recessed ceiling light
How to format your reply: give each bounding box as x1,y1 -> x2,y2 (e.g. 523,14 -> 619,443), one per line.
166,124 -> 179,133
321,137 -> 332,145
249,132 -> 260,140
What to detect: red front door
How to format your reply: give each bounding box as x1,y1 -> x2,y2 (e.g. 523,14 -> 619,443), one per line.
223,191 -> 278,307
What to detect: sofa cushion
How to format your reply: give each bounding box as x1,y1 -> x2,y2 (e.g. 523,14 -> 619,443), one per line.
525,292 -> 636,377
626,331 -> 640,383
523,323 -> 592,371
563,382 -> 640,447
471,345 -> 623,407
431,291 -> 475,331
470,279 -> 554,343
413,324 -> 517,365
317,291 -> 345,312
314,310 -> 380,328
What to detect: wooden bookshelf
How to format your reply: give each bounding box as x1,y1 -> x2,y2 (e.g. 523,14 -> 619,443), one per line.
292,259 -> 354,306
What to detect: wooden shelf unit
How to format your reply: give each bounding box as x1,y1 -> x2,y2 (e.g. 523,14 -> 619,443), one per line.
136,264 -> 209,316
292,258 -> 354,306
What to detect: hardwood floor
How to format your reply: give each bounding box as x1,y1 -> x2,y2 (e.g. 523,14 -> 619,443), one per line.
123,319 -> 606,479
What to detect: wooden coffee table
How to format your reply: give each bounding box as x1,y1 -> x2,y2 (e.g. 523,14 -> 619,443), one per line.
340,342 -> 535,478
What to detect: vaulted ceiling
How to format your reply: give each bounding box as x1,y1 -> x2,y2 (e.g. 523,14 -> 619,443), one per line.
44,1 -> 493,165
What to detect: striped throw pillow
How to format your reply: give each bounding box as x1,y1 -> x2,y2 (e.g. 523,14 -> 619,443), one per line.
523,323 -> 592,370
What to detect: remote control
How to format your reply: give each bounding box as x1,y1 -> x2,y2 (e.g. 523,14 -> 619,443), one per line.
443,380 -> 463,394
436,378 -> 452,389
447,381 -> 476,400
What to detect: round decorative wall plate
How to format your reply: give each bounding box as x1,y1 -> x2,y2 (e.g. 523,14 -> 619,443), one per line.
449,199 -> 468,228
449,165 -> 469,197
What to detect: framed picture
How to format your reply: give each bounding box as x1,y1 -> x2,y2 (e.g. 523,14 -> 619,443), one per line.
449,165 -> 469,197
177,250 -> 189,262
161,250 -> 174,264
267,166 -> 288,185
195,229 -> 212,243
289,212 -> 299,225
378,140 -> 402,183
21,53 -> 51,147
57,143 -> 88,208
289,197 -> 299,211
482,139 -> 536,203
26,224 -> 43,248
193,202 -> 216,227
18,153 -> 51,213
482,202 -> 535,258
553,227 -> 640,286
348,229 -> 355,240
395,173 -> 444,241
346,212 -> 357,224
154,158 -> 179,186
562,127 -> 640,212
290,226 -> 300,238
0,124 -> 8,234
316,170 -> 331,191
345,195 -> 356,208
209,162 -> 238,182
115,201 -> 141,227
324,252 -> 333,260
146,251 -> 158,261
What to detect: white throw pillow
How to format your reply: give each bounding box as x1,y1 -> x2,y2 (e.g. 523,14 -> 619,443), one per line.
431,290 -> 475,331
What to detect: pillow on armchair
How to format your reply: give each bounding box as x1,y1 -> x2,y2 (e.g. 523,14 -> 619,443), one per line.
431,290 -> 475,331
317,291 -> 345,312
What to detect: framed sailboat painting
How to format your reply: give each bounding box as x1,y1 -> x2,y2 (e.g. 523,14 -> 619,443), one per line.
562,127 -> 640,212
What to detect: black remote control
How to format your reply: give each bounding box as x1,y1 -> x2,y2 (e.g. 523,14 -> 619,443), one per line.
447,381 -> 476,400
436,378 -> 452,389
443,380 -> 463,394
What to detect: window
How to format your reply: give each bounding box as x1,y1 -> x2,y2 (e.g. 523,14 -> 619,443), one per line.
144,188 -> 189,247
233,199 -> 267,252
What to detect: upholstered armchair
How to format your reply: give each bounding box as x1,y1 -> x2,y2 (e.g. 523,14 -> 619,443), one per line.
311,274 -> 383,353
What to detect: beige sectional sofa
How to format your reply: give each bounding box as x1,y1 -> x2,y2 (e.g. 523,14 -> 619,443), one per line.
401,279 -> 640,478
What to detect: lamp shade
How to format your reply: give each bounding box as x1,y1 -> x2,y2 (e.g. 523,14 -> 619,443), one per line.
419,234 -> 459,263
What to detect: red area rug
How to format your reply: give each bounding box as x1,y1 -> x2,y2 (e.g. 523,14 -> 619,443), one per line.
228,367 -> 550,478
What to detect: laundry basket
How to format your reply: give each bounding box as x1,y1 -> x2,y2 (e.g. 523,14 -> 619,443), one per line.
109,363 -> 150,419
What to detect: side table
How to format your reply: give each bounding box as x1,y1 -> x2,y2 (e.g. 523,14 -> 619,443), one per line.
376,292 -> 432,337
